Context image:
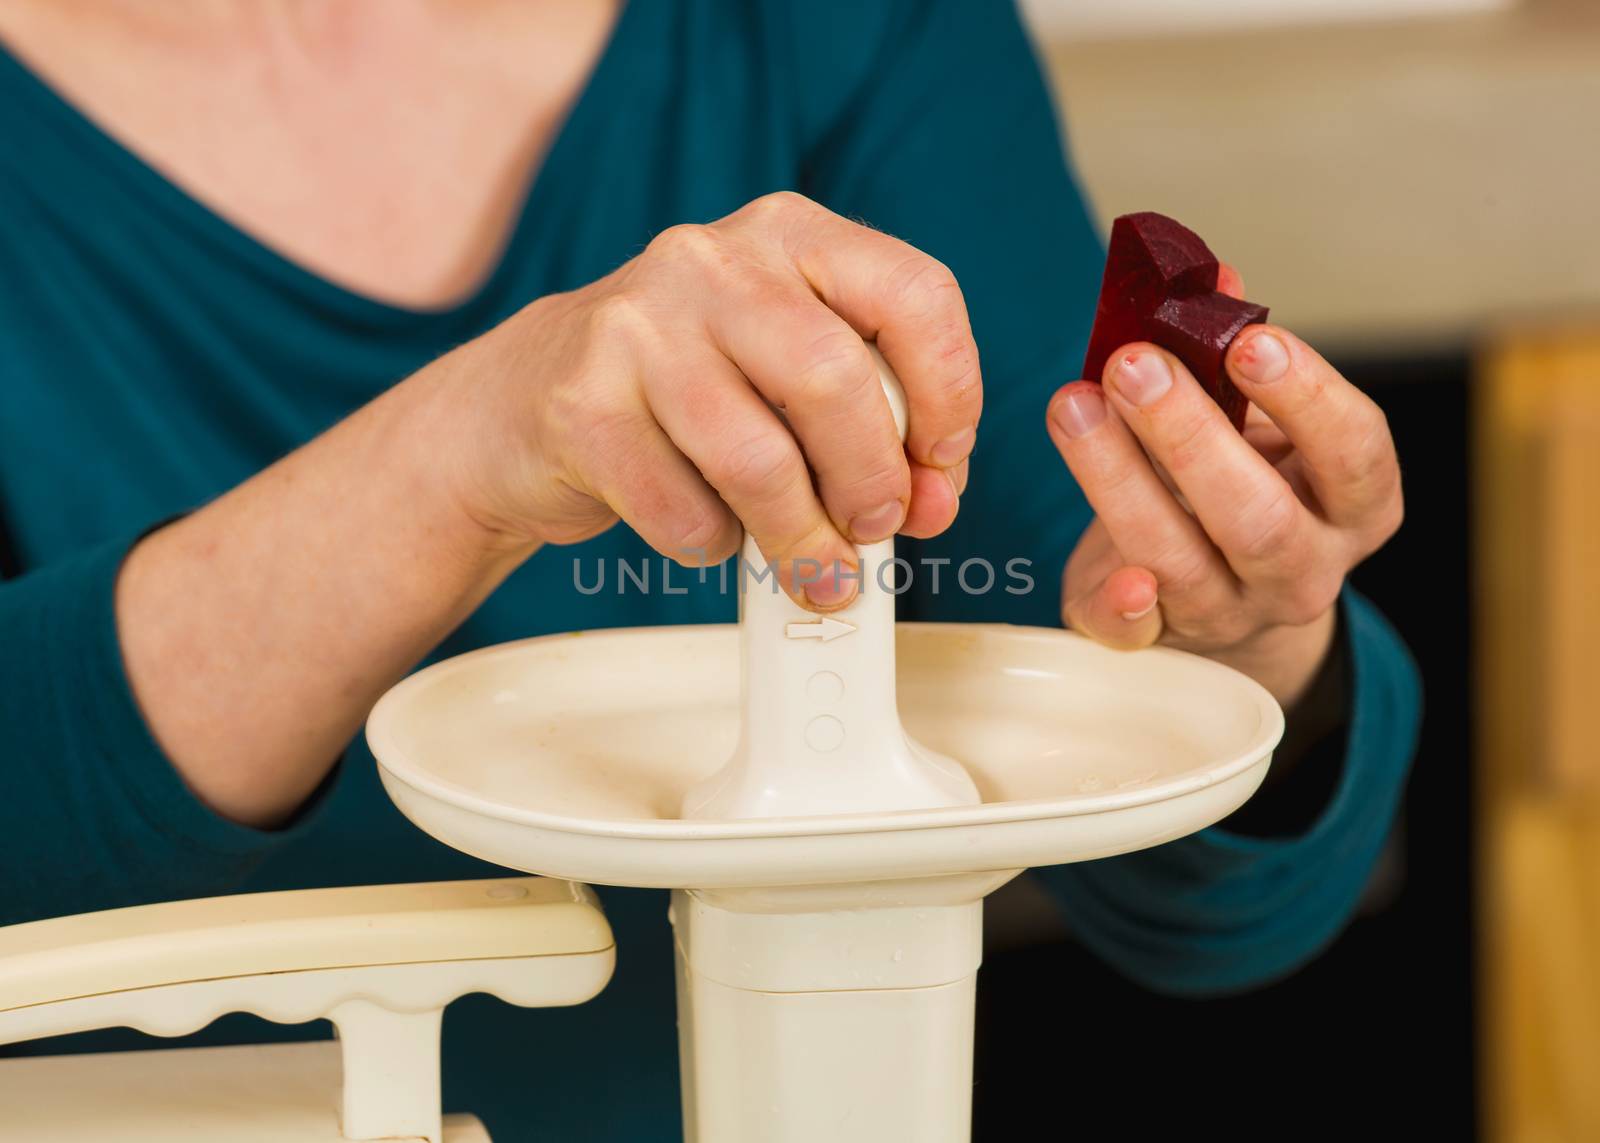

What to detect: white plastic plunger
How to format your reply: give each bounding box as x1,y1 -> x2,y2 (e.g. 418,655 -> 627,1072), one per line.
367,347 -> 1286,1143
681,346 -> 980,821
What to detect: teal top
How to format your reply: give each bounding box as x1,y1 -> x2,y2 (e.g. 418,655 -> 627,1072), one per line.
0,2 -> 1420,1138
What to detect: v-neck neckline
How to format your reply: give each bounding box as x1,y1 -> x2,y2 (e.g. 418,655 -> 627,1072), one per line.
0,2 -> 640,326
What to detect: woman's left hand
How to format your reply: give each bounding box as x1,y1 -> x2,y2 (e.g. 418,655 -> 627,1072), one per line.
1044,300 -> 1403,708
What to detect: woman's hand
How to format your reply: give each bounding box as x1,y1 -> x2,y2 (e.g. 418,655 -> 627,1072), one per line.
1045,298 -> 1402,707
118,191 -> 978,827
439,191 -> 981,609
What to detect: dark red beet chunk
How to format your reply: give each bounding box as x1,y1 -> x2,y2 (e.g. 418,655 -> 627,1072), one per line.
1081,212 -> 1269,431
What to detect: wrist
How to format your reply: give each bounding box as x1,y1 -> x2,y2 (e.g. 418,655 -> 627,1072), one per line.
395,326 -> 546,568
1206,605 -> 1338,708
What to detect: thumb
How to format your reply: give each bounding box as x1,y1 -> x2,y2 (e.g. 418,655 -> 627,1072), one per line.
1062,564 -> 1163,650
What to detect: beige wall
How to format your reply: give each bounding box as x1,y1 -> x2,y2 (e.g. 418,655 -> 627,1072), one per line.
1030,1 -> 1600,349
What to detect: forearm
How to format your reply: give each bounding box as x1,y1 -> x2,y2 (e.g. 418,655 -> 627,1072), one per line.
116,342 -> 532,829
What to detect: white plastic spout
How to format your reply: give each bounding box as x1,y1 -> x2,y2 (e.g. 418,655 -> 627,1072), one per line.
672,887 -> 984,1143
680,346 -> 980,821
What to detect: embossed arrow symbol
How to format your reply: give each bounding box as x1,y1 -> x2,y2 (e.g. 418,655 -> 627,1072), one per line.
784,617 -> 856,642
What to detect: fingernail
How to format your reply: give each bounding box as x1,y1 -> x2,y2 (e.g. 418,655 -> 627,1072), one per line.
1120,599 -> 1158,622
1112,352 -> 1173,407
849,500 -> 904,543
1233,331 -> 1289,384
1051,387 -> 1105,438
930,427 -> 975,467
803,561 -> 858,608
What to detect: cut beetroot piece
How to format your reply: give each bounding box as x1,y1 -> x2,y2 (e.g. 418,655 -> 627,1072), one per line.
1147,293 -> 1269,432
1081,211 -> 1269,431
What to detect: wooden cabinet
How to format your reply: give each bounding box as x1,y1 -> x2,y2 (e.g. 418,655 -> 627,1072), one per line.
1478,328 -> 1600,1141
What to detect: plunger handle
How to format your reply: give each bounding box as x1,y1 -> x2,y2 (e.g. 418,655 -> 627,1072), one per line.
681,346 -> 977,820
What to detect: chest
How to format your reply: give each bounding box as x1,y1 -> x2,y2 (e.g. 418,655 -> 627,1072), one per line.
0,2 -> 801,566
0,1 -> 619,309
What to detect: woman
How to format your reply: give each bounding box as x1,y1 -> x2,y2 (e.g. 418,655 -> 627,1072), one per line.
0,1 -> 1417,1137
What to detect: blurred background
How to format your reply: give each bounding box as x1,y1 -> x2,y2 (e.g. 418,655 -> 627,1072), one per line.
973,1 -> 1600,1139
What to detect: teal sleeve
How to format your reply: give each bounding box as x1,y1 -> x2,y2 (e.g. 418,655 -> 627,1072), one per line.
0,534 -> 328,925
794,0 -> 1423,992
1032,590 -> 1420,995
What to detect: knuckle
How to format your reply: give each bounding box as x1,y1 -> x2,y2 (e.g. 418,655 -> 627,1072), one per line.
1091,453 -> 1145,504
646,222 -> 725,268
672,511 -> 733,562
737,190 -> 817,229
926,333 -> 983,411
833,455 -> 909,509
791,329 -> 877,407
708,432 -> 806,502
1161,411 -> 1222,475
585,291 -> 656,346
887,254 -> 964,321
1155,544 -> 1214,600
1327,411 -> 1396,492
1236,492 -> 1304,566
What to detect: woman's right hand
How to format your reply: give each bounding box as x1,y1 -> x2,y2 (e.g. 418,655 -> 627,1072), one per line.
437,192 -> 983,610
114,193 -> 981,825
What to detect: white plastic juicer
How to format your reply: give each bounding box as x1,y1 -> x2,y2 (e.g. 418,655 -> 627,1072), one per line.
366,350 -> 1284,1142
